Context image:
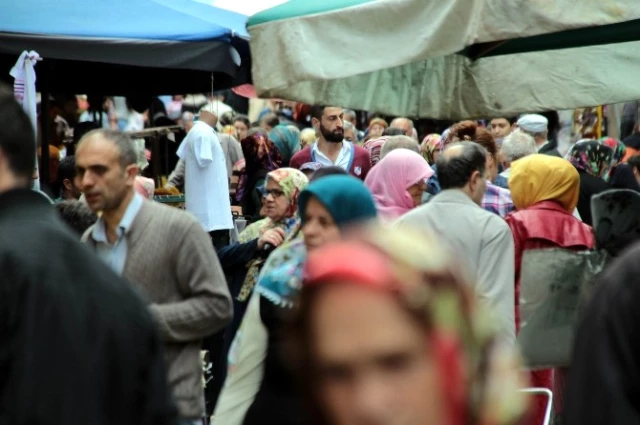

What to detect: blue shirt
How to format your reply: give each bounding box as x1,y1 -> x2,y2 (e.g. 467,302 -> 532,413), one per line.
91,193 -> 144,276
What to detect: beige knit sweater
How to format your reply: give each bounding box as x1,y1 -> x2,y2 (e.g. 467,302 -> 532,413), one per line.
83,199 -> 232,419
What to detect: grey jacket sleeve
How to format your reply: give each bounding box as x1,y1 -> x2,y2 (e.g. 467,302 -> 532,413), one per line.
477,219 -> 516,346
165,159 -> 185,189
149,219 -> 232,342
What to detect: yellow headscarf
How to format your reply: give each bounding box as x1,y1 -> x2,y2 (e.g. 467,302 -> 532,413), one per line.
508,154 -> 579,212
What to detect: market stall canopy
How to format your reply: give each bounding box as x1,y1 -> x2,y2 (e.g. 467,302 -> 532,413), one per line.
0,0 -> 250,94
248,0 -> 640,119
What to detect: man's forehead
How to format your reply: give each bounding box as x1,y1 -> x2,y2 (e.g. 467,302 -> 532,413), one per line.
76,136 -> 119,159
324,107 -> 343,117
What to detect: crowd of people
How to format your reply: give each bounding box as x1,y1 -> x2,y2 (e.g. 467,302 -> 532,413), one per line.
3,83 -> 640,425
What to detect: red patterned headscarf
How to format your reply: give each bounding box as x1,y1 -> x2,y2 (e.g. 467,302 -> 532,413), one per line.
296,226 -> 527,425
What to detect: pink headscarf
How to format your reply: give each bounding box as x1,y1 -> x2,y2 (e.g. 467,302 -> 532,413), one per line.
364,149 -> 434,221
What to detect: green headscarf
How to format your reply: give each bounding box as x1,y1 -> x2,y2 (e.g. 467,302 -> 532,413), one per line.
269,124 -> 301,165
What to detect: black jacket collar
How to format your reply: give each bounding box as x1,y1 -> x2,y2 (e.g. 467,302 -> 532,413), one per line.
0,189 -> 57,222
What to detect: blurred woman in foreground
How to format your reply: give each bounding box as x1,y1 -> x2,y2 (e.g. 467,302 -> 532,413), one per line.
291,226 -> 527,425
214,174 -> 378,425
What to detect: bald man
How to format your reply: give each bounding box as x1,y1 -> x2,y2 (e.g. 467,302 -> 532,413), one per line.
396,142 -> 516,345
390,117 -> 415,138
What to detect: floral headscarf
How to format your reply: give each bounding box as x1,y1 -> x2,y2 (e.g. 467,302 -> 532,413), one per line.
421,133 -> 443,164
236,168 -> 309,302
256,175 -> 378,309
600,137 -> 626,181
567,139 -> 614,178
266,168 -> 309,218
295,225 -> 527,425
235,132 -> 284,203
362,136 -> 387,166
239,168 -> 309,243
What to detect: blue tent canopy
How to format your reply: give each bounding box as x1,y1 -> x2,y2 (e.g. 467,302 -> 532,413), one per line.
3,0 -> 248,41
0,0 -> 251,94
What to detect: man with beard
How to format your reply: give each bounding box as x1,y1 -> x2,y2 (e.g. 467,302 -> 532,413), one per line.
290,105 -> 371,180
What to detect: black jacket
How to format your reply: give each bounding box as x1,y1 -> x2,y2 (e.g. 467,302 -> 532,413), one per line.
539,143 -> 562,157
565,242 -> 640,425
0,189 -> 177,425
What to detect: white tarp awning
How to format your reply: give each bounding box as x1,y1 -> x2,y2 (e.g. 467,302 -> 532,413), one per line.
248,0 -> 640,119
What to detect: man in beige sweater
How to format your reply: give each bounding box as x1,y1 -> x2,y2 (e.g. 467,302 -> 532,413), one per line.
76,129 -> 232,424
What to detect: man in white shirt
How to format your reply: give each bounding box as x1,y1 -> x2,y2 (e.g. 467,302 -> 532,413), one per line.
177,103 -> 233,250
396,142 -> 516,345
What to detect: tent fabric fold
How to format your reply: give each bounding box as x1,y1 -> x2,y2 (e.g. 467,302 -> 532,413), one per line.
248,0 -> 640,118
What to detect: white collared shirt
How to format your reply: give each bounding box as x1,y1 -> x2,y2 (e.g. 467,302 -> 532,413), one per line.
311,140 -> 354,170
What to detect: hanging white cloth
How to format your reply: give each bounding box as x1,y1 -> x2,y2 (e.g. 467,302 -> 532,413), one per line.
10,50 -> 41,190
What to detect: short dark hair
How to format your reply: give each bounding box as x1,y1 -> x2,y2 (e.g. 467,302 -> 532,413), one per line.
55,200 -> 98,236
57,155 -> 76,192
491,116 -> 517,125
78,129 -> 138,168
261,113 -> 280,128
0,88 -> 37,180
310,105 -> 328,121
382,127 -> 405,137
310,166 -> 348,182
233,114 -> 251,128
436,142 -> 487,190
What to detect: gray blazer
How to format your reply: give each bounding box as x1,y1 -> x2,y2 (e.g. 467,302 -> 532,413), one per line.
396,189 -> 516,345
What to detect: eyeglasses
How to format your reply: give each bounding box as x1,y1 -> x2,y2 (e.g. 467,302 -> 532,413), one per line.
263,188 -> 285,198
